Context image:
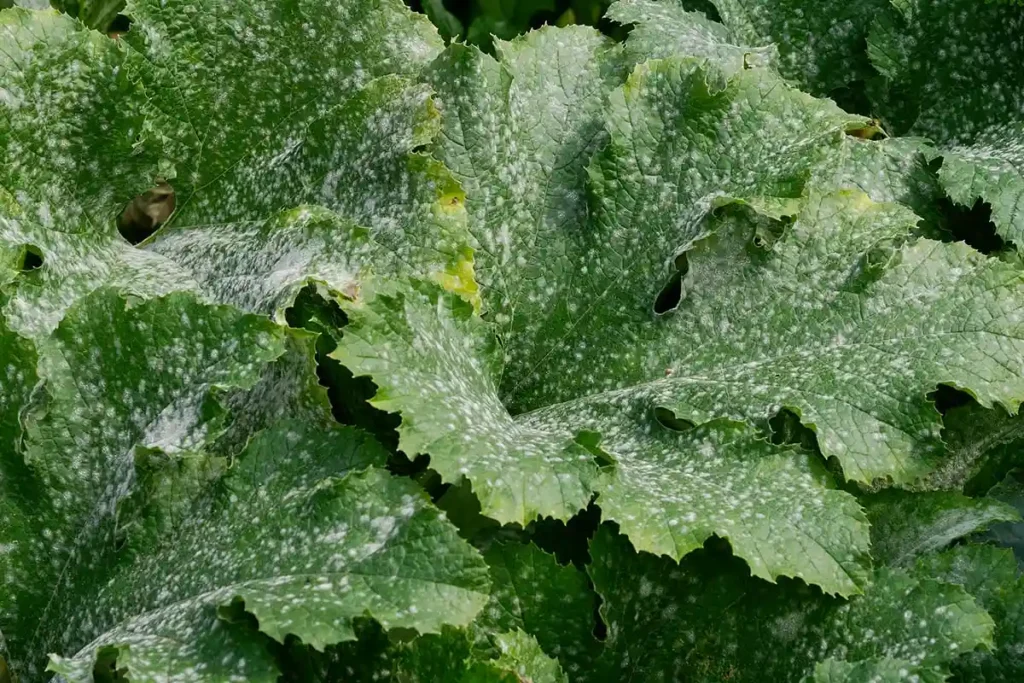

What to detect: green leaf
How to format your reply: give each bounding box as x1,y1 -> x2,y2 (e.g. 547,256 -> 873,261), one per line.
809,657 -> 937,683
924,403 -> 1024,494
979,471 -> 1024,569
863,490 -> 1020,567
433,50 -> 864,412
867,0 -> 1024,248
806,136 -> 946,237
485,629 -> 568,683
427,27 -> 627,364
332,279 -> 600,527
334,277 -> 872,595
465,0 -> 557,51
389,627 -> 479,682
476,542 -> 600,679
147,75 -> 476,315
606,0 -> 776,74
0,2 -> 468,338
711,0 -> 889,94
48,422 -> 491,681
280,624 -> 567,682
52,0 -> 124,31
585,525 -> 995,682
915,544 -> 1024,682
0,290 -> 288,679
423,0 -> 465,40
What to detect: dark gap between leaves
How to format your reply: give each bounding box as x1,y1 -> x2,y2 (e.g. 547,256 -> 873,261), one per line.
592,596 -> 608,641
108,13 -> 132,35
529,501 -> 602,569
828,77 -> 874,120
283,286 -> 403,453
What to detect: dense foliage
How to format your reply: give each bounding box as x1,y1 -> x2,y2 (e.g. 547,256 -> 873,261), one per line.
2,0 -> 1024,681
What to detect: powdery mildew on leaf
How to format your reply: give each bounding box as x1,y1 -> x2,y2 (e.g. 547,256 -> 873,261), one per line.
0,309 -> 39,663
937,123 -> 1024,252
431,51 -> 864,412
486,629 -> 569,683
213,328 -> 335,456
4,0 -> 1024,678
334,188 -> 1024,593
538,190 -> 1024,485
503,58 -> 864,411
151,205 -> 373,318
864,490 -> 1020,568
48,422 -> 491,681
476,542 -> 600,679
585,525 -> 995,682
809,656 -> 933,683
332,280 -> 600,526
310,623 -> 568,682
147,75 -> 477,313
606,0 -> 776,74
0,309 -> 35,464
806,136 -> 946,237
427,26 -> 627,388
915,544 -> 1024,681
0,219 -> 200,340
710,0 -> 888,94
521,405 -> 872,594
0,9 -> 202,339
981,472 -> 1024,566
867,0 -> 1024,249
923,403 -> 1024,493
0,290 -> 287,679
0,0 -> 472,338
334,279 -> 872,595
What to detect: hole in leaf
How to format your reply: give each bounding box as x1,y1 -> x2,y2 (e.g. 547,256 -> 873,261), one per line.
929,383 -> 975,416
768,407 -> 819,452
20,245 -> 43,272
91,645 -> 126,683
937,197 -> 1005,254
574,430 -> 616,469
653,252 -> 689,314
654,271 -> 682,314
654,406 -> 695,432
117,182 -> 176,245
